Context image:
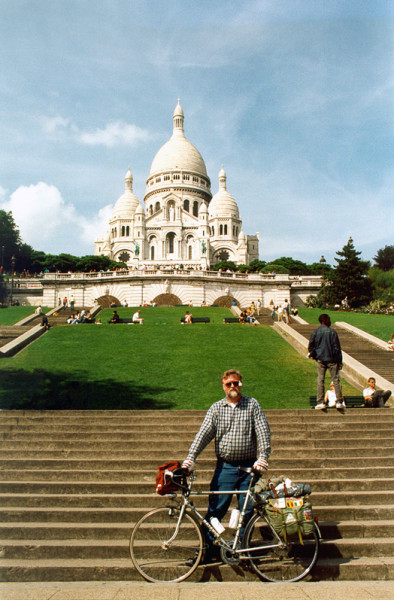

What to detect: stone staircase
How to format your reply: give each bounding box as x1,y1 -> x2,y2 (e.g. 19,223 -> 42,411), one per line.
289,322 -> 394,385
0,326 -> 33,349
0,409 -> 393,582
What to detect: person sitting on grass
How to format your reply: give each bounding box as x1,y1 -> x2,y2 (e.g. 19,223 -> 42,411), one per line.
387,334 -> 394,351
239,310 -> 247,324
363,377 -> 392,408
132,310 -> 144,324
108,310 -> 121,324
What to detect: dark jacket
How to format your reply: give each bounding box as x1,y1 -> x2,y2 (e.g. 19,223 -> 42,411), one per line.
308,324 -> 342,365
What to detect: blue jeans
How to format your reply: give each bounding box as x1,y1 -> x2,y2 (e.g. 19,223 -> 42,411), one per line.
203,459 -> 255,549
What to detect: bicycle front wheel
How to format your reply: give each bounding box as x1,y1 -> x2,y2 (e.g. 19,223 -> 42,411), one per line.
243,513 -> 319,582
130,506 -> 203,583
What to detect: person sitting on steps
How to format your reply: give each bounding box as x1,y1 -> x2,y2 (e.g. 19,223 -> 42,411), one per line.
363,377 -> 392,408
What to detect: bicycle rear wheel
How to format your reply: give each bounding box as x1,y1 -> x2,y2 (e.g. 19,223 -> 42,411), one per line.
243,513 -> 319,582
130,506 -> 203,583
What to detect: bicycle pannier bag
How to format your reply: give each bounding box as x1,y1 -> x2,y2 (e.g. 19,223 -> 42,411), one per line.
265,497 -> 315,542
155,461 -> 181,495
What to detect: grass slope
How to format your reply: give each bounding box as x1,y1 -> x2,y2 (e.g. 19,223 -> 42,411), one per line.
0,306 -> 49,325
0,306 -> 358,411
298,308 -> 393,343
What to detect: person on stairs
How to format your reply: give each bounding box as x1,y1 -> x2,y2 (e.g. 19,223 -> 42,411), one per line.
181,369 -> 271,564
308,313 -> 345,414
363,377 -> 392,408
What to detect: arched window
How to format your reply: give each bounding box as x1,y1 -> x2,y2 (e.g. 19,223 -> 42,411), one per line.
126,226 -> 130,236
212,226 -> 215,236
121,226 -> 125,236
224,224 -> 228,235
219,224 -> 223,235
149,205 -> 153,215
155,201 -> 160,212
183,199 -> 190,212
167,232 -> 175,254
151,246 -> 155,260
193,201 -> 198,217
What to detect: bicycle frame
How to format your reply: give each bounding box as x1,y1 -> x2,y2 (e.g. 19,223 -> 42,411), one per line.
166,469 -> 283,558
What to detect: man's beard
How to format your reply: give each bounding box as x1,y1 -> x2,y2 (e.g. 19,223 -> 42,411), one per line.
228,388 -> 240,400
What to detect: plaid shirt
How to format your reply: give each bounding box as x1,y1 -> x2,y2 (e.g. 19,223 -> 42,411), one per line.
187,395 -> 271,464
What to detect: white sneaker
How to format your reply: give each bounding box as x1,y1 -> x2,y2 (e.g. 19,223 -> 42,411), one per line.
315,403 -> 327,411
336,402 -> 345,413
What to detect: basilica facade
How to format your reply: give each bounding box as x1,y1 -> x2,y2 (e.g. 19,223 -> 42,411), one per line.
94,101 -> 259,268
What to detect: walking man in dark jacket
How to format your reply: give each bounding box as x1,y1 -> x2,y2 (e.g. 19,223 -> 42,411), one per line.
308,314 -> 345,413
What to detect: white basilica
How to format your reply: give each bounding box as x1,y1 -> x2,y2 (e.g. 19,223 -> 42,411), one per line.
94,101 -> 259,268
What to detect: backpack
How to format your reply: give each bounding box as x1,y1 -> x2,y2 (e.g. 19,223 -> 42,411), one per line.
155,461 -> 181,495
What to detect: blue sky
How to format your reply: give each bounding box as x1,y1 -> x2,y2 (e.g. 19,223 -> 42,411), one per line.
0,0 -> 392,266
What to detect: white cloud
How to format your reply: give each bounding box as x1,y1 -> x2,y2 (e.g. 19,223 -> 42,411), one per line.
79,204 -> 113,244
41,116 -> 154,147
0,182 -> 113,255
42,116 -> 71,134
77,121 -> 153,147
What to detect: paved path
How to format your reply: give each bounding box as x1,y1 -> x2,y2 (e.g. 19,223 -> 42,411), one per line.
1,580 -> 393,600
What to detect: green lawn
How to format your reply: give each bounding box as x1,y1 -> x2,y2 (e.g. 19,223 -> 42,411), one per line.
0,306 -> 358,411
0,306 -> 49,325
298,308 -> 393,343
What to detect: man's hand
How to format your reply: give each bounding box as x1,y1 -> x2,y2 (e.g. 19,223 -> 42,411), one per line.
253,458 -> 268,472
181,458 -> 194,472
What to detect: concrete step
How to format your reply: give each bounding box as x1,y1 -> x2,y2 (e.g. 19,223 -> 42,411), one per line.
1,440 -> 393,453
0,496 -> 393,520
0,536 -> 393,560
0,556 -> 393,582
0,462 -> 393,480
1,408 -> 392,582
2,511 -> 394,540
1,470 -> 393,492
1,453 -> 393,466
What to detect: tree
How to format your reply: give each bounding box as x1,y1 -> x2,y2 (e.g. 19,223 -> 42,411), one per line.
248,259 -> 266,272
269,257 -> 310,275
326,237 -> 372,307
369,267 -> 394,304
261,263 -> 289,274
211,260 -> 237,271
373,245 -> 394,271
0,210 -> 22,271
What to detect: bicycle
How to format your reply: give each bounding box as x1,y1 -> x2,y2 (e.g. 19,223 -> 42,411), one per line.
130,466 -> 321,583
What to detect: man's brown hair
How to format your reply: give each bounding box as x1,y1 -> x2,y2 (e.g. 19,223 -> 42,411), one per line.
221,369 -> 243,383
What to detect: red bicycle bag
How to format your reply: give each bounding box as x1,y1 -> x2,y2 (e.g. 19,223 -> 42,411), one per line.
155,461 -> 181,495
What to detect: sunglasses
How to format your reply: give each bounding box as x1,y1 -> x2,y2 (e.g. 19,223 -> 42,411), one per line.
224,381 -> 241,388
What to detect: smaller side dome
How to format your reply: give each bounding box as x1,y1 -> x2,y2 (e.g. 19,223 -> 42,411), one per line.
111,168 -> 140,217
199,202 -> 208,214
135,203 -> 145,215
208,166 -> 239,219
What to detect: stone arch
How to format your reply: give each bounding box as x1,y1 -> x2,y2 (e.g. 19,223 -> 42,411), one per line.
95,294 -> 121,308
153,293 -> 182,306
212,295 -> 239,308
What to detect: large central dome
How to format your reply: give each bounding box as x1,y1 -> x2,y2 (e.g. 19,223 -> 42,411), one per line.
149,101 -> 207,177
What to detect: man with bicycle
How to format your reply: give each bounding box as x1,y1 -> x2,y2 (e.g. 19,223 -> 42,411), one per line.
182,369 -> 271,563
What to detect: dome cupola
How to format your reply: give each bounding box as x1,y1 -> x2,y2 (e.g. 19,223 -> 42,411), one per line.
148,101 -> 208,177
208,166 -> 240,219
111,168 -> 140,218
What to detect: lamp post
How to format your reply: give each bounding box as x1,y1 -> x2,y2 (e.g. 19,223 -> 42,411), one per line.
319,255 -> 326,306
10,255 -> 16,305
